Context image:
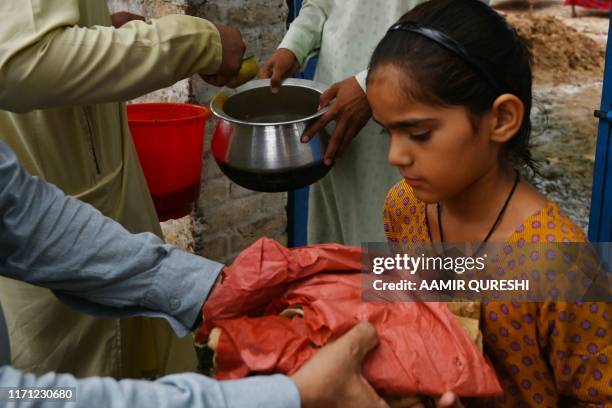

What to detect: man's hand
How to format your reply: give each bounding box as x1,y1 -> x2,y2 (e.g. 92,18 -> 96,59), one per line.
259,48 -> 300,94
301,76 -> 372,166
201,24 -> 246,87
290,322 -> 389,408
111,11 -> 145,28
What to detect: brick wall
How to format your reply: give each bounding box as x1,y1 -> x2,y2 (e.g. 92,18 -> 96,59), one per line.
189,0 -> 289,263
108,0 -> 289,263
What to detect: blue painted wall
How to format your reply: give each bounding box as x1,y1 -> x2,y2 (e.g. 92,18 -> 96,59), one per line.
287,0 -> 318,247
589,16 -> 612,244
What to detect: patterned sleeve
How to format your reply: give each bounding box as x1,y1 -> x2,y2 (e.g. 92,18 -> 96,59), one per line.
383,181 -> 403,243
383,181 -> 430,245
537,300 -> 611,405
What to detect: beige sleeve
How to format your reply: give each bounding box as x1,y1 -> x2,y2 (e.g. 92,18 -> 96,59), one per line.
0,0 -> 222,113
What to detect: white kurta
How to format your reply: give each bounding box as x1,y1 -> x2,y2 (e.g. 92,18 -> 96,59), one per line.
279,0 -> 428,246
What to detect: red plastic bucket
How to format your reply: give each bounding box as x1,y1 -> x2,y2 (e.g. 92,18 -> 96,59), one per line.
127,103 -> 212,222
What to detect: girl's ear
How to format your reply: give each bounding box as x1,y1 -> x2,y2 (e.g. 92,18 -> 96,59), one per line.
488,94 -> 524,143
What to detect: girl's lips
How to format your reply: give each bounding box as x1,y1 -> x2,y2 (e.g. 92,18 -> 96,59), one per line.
403,176 -> 424,185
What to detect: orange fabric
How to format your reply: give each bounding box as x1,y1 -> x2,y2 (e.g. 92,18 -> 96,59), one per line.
200,238 -> 502,398
383,180 -> 611,407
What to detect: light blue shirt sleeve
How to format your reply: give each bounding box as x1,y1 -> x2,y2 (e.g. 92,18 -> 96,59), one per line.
0,366 -> 300,408
0,142 -> 301,407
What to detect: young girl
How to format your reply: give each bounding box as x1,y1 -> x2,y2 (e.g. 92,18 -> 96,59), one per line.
366,0 -> 610,406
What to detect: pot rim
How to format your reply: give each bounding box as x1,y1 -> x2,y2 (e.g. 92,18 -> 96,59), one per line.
210,78 -> 331,126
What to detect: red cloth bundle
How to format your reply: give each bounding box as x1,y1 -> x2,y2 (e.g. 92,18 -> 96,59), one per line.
564,0 -> 612,10
197,238 -> 502,397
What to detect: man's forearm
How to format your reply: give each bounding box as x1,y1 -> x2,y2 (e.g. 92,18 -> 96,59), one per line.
0,0 -> 222,112
0,366 -> 300,408
0,142 -> 222,335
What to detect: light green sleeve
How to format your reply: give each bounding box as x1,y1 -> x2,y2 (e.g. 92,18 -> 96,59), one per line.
0,0 -> 222,113
278,0 -> 334,67
355,70 -> 369,93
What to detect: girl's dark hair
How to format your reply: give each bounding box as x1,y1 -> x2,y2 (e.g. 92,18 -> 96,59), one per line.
368,0 -> 535,172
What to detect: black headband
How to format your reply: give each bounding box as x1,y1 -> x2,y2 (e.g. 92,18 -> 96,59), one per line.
387,21 -> 504,94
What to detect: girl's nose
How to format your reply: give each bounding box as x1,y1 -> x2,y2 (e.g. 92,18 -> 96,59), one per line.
387,134 -> 413,167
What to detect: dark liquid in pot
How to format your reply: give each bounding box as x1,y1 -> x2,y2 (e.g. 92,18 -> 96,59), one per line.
237,113 -> 312,122
224,86 -> 321,123
218,162 -> 331,193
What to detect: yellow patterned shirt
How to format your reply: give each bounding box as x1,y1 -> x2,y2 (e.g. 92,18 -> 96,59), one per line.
383,180 -> 611,407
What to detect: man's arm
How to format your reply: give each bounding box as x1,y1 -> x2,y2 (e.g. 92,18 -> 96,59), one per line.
0,322 -> 386,408
0,141 -> 222,336
0,0 -> 225,112
0,366 -> 300,408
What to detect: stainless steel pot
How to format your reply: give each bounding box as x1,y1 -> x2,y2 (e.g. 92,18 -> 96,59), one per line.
210,78 -> 333,192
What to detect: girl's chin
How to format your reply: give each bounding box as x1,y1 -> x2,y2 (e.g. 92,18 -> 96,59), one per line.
411,188 -> 440,204
402,178 -> 446,203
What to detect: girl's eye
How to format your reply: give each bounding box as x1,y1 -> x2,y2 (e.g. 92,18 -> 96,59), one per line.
378,128 -> 430,141
410,131 -> 431,142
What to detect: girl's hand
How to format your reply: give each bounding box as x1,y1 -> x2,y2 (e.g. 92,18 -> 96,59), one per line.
437,392 -> 464,407
259,48 -> 300,93
300,76 -> 372,166
409,392 -> 464,408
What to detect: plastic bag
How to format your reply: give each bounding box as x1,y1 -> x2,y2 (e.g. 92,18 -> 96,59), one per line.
197,237 -> 362,341
198,238 -> 502,397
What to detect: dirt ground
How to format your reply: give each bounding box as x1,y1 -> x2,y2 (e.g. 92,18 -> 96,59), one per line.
493,0 -> 608,229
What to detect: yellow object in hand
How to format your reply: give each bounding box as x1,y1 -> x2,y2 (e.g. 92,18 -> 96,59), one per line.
226,56 -> 258,89
213,93 -> 229,110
